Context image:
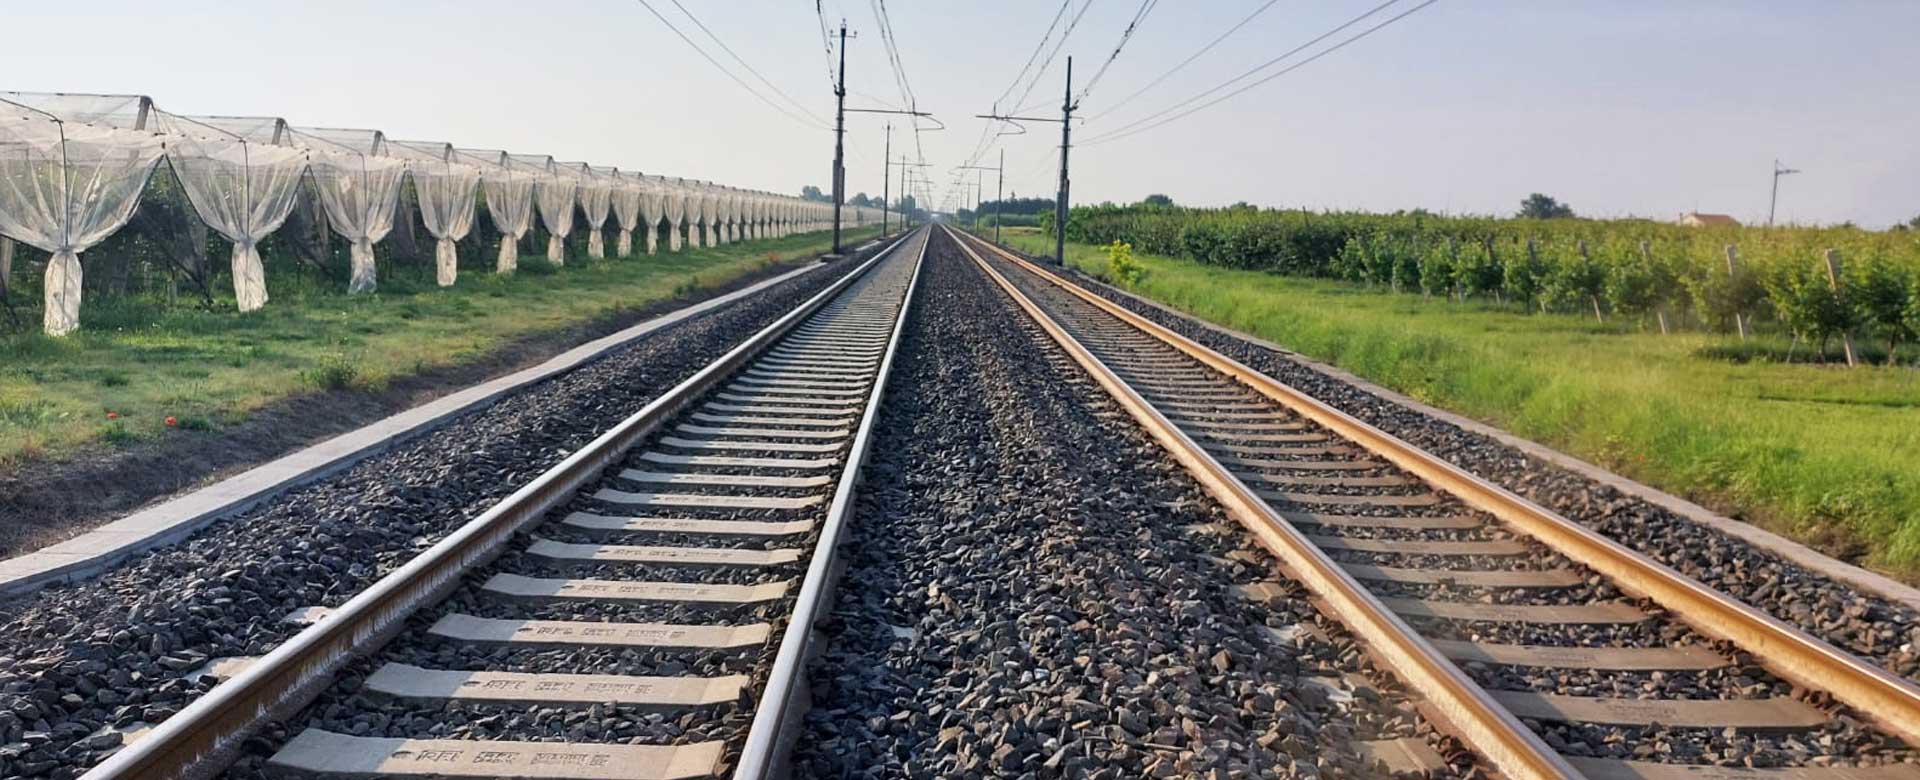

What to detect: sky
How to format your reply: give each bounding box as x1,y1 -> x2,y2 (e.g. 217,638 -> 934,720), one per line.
4,0 -> 1916,228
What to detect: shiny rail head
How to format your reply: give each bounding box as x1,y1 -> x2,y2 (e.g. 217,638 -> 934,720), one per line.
945,223 -> 1920,751
731,227 -> 932,780
942,223 -> 1584,780
79,230 -> 927,780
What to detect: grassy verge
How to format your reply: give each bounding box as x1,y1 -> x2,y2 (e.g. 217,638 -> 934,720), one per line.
0,228 -> 878,466
997,227 -> 1920,577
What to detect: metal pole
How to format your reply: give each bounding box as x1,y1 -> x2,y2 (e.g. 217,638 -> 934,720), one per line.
1768,161 -> 1780,228
831,21 -> 847,254
974,170 -> 983,229
901,155 -> 911,228
1769,160 -> 1799,228
881,124 -> 891,235
994,148 -> 1005,243
1054,56 -> 1074,266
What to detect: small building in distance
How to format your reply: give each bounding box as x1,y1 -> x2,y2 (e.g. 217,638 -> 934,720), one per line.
1679,211 -> 1741,228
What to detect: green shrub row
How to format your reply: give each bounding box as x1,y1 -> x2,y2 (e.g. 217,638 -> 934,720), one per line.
1052,205 -> 1920,361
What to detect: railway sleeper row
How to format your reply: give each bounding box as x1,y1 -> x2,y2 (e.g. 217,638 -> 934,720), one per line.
76,231 -> 930,780
949,225 -> 1920,780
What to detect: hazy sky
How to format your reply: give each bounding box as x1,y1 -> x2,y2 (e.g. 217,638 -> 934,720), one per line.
6,1 -> 1916,227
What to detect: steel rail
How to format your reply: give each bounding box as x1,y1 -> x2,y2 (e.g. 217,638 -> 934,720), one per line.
81,228 -> 923,780
733,227 -> 930,780
951,226 -> 1920,748
943,225 -> 1578,780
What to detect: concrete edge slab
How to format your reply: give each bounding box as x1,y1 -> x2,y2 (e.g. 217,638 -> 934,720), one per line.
1044,258 -> 1920,613
0,262 -> 824,599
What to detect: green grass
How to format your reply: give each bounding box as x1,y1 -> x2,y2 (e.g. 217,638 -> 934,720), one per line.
0,228 -> 878,466
998,227 -> 1920,578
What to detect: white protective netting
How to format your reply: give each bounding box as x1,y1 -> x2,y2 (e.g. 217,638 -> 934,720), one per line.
455,148 -> 535,274
732,189 -> 749,242
740,191 -> 756,241
151,113 -> 309,311
389,140 -> 481,286
699,184 -> 720,248
610,170 -> 642,258
636,174 -> 664,255
665,179 -> 690,251
0,94 -> 167,335
288,127 -> 406,293
687,182 -> 705,247
510,154 -> 574,264
718,187 -> 737,244
572,163 -> 614,259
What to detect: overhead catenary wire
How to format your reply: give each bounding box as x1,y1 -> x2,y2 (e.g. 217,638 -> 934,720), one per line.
815,1 -> 840,91
1007,0 -> 1097,114
872,0 -> 917,113
1086,0 -> 1281,121
1081,0 -> 1436,146
990,0 -> 1074,113
1074,0 -> 1160,105
1085,0 -> 1404,139
634,0 -> 830,130
952,0 -> 1072,174
958,0 -> 1096,177
666,0 -> 828,124
869,0 -> 928,164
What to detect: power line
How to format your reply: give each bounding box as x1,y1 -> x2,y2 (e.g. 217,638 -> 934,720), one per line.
667,0 -> 827,124
958,0 -> 1095,176
869,0 -> 926,163
871,0 -> 914,110
1082,0 -> 1440,146
960,0 -> 1075,173
1075,0 -> 1159,104
852,90 -> 903,110
991,0 -> 1074,112
1086,0 -> 1404,139
815,1 -> 840,91
1008,0 -> 1097,115
1087,0 -> 1280,121
634,0 -> 830,130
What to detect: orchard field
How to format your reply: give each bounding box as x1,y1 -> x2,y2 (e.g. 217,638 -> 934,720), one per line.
1055,205 -> 1920,365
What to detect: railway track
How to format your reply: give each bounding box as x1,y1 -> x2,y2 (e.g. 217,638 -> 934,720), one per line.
945,225 -> 1920,780
78,226 -> 930,780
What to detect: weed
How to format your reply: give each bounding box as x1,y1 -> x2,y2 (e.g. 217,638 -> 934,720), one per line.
303,354 -> 366,391
101,422 -> 139,446
0,399 -> 56,428
518,257 -> 560,276
1106,240 -> 1145,288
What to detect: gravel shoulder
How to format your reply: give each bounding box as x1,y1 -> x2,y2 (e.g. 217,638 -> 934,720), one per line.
998,242 -> 1920,685
0,259 -> 858,780
791,233 -> 1463,780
